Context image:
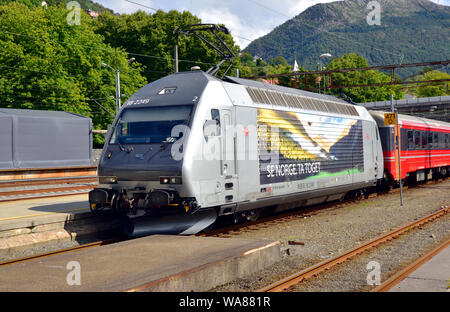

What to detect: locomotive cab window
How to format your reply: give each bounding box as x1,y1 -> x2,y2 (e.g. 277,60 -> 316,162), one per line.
211,109 -> 220,127
109,105 -> 192,144
203,109 -> 221,138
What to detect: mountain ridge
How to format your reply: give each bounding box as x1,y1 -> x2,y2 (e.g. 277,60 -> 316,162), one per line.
244,0 -> 450,73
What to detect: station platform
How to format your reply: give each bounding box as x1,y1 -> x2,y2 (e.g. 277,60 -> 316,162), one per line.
0,195 -> 117,253
0,235 -> 280,292
389,244 -> 450,292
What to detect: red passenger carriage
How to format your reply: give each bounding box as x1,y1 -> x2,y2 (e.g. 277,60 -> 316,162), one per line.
371,112 -> 450,183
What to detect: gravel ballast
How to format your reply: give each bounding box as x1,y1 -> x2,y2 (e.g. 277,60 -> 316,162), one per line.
211,179 -> 450,291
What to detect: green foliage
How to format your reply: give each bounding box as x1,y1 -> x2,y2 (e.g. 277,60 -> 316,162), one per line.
244,0 -> 450,78
323,54 -> 404,102
269,56 -> 289,67
236,54 -> 293,78
93,10 -> 241,82
410,71 -> 450,97
0,0 -> 112,12
0,2 -> 146,134
237,52 -> 404,103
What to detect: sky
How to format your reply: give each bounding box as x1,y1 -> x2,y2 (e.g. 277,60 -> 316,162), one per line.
94,0 -> 450,49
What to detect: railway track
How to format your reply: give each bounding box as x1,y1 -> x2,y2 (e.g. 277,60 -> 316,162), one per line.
0,237 -> 122,267
199,178 -> 447,239
372,238 -> 450,292
0,166 -> 98,202
257,206 -> 449,292
0,175 -> 446,280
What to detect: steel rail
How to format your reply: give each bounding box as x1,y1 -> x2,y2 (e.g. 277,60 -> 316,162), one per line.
0,185 -> 95,197
372,238 -> 450,292
0,238 -> 122,267
0,166 -> 97,173
0,176 -> 98,188
198,198 -> 357,238
0,166 -> 98,202
257,206 -> 449,292
200,178 -> 445,239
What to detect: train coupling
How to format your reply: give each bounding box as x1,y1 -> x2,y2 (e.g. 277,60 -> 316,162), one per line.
89,188 -> 114,212
183,200 -> 200,215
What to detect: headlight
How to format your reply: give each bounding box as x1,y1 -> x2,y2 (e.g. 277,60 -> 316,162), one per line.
160,176 -> 182,184
99,176 -> 117,184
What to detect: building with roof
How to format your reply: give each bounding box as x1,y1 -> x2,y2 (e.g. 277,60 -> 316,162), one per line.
0,109 -> 92,169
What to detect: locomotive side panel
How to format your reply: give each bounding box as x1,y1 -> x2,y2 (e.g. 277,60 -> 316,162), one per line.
183,81 -> 236,209
256,108 -> 364,188
221,81 -> 382,212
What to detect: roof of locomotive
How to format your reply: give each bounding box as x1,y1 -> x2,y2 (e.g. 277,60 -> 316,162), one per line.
121,70 -> 370,119
224,76 -> 349,104
122,70 -> 219,109
123,70 -> 351,109
223,75 -> 371,119
370,111 -> 450,129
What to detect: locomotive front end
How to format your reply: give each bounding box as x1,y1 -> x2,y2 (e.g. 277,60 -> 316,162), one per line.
90,104 -> 198,215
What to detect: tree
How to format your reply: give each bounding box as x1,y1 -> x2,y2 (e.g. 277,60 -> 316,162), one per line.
0,2 -> 147,145
94,10 -> 241,82
269,56 -> 289,67
0,0 -> 112,12
410,71 -> 450,98
325,54 -> 404,103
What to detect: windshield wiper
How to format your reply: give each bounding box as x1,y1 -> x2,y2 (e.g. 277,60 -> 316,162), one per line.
160,137 -> 177,150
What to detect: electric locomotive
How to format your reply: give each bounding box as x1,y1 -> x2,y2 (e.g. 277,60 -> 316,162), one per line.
89,70 -> 385,236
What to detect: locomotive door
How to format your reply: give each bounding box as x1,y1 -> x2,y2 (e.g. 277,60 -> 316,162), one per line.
221,109 -> 238,203
372,124 -> 379,179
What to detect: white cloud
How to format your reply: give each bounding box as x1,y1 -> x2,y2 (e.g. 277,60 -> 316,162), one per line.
102,0 -> 156,14
287,0 -> 342,16
197,8 -> 272,48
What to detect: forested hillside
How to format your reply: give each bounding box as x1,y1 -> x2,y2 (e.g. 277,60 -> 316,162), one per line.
244,0 -> 450,75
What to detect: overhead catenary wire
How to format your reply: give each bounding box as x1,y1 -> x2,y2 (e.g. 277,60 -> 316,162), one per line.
0,29 -> 217,67
121,0 -> 256,46
123,0 -> 158,12
414,0 -> 450,28
0,13 -> 269,74
0,92 -> 112,102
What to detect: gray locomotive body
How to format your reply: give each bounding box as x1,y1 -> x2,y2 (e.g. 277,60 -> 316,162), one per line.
89,70 -> 384,234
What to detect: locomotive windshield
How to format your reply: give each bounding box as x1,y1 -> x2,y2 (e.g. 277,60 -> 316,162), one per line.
109,105 -> 192,144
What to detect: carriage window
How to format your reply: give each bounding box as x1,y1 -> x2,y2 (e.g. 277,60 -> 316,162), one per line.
421,132 -> 428,149
433,133 -> 438,149
428,132 -> 433,149
446,134 -> 449,149
414,131 -> 420,149
407,131 -> 413,150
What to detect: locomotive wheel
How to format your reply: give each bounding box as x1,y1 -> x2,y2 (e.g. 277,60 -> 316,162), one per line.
233,213 -> 243,224
245,209 -> 261,222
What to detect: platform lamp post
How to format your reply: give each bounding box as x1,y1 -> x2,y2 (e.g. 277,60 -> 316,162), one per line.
101,57 -> 135,114
319,53 -> 332,94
